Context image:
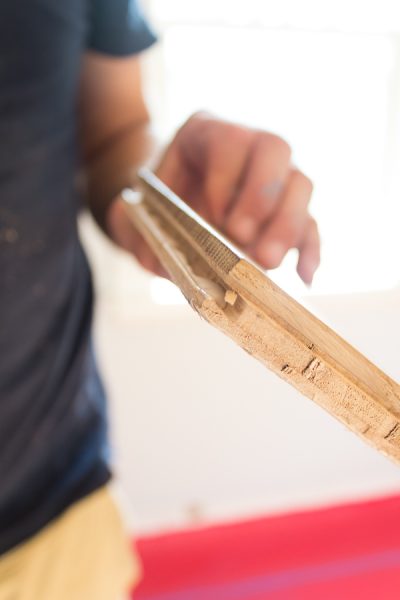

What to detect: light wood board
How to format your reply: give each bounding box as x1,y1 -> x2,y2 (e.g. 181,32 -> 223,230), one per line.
121,169 -> 400,464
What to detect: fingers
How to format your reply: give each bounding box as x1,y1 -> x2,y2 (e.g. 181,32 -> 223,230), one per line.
201,127 -> 318,285
297,217 -> 320,285
253,169 -> 314,268
106,199 -> 168,277
157,115 -> 256,225
155,114 -> 320,284
107,199 -> 142,254
225,134 -> 291,245
203,124 -> 256,225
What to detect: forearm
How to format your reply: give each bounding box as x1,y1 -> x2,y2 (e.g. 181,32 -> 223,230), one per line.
78,52 -> 155,231
82,117 -> 154,230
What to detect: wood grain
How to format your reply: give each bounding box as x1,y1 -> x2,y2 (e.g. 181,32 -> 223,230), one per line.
121,169 -> 400,463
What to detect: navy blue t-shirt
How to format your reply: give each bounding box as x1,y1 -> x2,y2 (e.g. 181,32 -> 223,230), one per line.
0,0 -> 156,555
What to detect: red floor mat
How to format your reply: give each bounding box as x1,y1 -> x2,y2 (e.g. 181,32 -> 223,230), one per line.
134,494 -> 400,599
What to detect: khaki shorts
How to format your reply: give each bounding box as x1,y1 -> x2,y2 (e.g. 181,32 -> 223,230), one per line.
0,486 -> 141,600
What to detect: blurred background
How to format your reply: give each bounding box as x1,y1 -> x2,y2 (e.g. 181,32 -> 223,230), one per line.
81,0 -> 400,546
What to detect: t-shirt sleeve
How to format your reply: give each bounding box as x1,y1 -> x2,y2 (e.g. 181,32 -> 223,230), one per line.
87,0 -> 157,56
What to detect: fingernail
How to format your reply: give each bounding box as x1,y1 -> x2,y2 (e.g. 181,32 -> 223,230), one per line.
259,241 -> 286,268
229,216 -> 258,245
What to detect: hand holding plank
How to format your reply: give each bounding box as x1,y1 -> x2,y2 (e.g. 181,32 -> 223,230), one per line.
108,112 -> 319,284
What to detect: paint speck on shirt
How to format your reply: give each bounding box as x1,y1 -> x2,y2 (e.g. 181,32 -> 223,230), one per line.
0,227 -> 19,243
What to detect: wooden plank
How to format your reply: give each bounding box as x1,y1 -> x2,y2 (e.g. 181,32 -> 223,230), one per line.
121,169 -> 400,463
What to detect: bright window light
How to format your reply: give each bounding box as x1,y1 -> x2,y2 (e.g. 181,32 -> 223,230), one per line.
143,2 -> 400,301
150,277 -> 186,305
149,0 -> 400,32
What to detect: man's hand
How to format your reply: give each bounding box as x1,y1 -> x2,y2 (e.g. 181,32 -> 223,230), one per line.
80,56 -> 319,284
109,112 -> 320,284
